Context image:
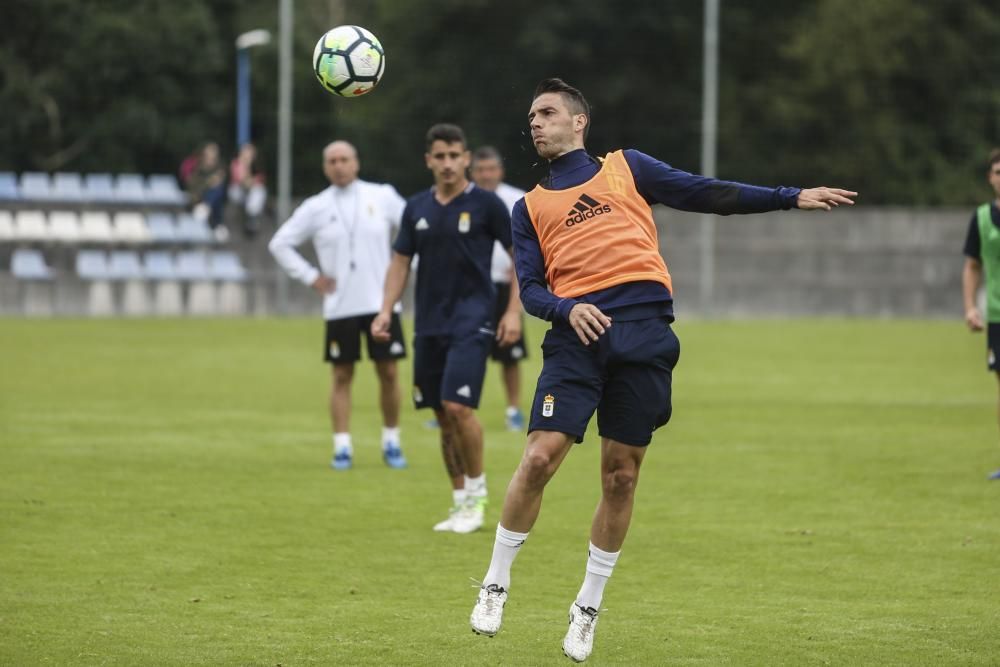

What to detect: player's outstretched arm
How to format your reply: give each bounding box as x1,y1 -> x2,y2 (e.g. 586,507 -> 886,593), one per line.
797,187 -> 857,211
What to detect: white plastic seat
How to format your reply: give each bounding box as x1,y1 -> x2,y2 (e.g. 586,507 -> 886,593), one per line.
48,211 -> 81,243
0,211 -> 14,240
113,212 -> 151,243
79,212 -> 114,243
13,210 -> 49,242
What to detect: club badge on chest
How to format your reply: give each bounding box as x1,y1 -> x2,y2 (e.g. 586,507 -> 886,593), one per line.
458,211 -> 471,234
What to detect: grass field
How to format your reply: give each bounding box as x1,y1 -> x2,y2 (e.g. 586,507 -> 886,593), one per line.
2,317 -> 999,665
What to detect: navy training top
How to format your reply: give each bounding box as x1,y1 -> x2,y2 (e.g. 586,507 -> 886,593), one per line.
511,148 -> 802,322
394,183 -> 513,336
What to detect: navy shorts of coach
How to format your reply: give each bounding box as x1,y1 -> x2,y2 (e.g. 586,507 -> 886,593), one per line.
528,302 -> 681,446
412,330 -> 494,410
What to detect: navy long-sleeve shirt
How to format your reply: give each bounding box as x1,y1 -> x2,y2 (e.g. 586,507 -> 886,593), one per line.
511,148 -> 801,322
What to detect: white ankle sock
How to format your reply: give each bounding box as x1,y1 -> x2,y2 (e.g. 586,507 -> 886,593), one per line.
575,542 -> 620,610
465,473 -> 487,497
483,523 -> 528,590
333,433 -> 352,454
382,426 -> 400,449
452,489 -> 467,506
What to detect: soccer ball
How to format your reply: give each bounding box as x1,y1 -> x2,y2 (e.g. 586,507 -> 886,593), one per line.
313,25 -> 385,97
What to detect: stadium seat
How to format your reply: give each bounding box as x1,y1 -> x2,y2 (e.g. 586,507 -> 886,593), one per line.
175,250 -> 211,280
11,248 -> 53,280
210,251 -> 248,281
108,250 -> 144,281
51,172 -> 85,202
146,174 -> 187,206
48,211 -> 81,243
76,249 -> 112,280
83,173 -> 115,203
112,212 -> 151,244
143,251 -> 177,280
174,214 -> 214,244
114,173 -> 146,204
13,210 -> 49,242
79,212 -> 114,243
0,172 -> 19,200
0,211 -> 14,241
146,213 -> 178,243
20,172 -> 51,201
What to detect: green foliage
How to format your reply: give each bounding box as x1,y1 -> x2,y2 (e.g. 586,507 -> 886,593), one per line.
1,318 -> 999,664
0,0 -> 998,203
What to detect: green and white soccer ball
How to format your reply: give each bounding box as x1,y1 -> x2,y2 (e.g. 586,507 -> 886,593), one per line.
313,25 -> 385,97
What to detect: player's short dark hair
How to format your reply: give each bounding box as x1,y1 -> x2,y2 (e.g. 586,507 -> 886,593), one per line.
533,78 -> 591,140
471,145 -> 503,166
425,123 -> 466,151
989,148 -> 1000,170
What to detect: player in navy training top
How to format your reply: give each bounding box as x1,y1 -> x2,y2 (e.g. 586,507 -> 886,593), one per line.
469,78 -> 856,660
372,123 -> 522,534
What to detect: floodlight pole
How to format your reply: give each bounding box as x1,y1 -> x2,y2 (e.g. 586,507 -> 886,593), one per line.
700,0 -> 720,315
275,0 -> 293,313
235,29 -> 271,148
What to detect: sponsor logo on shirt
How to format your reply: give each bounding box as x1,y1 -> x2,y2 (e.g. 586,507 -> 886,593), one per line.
458,211 -> 471,233
415,217 -> 429,231
564,193 -> 612,227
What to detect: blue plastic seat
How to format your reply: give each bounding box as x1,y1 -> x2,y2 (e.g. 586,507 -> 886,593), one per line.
175,214 -> 213,244
175,250 -> 211,280
146,174 -> 187,206
0,172 -> 19,200
210,251 -> 248,281
146,213 -> 178,243
143,251 -> 177,280
76,250 -> 112,280
114,173 -> 147,204
12,248 -> 54,280
52,172 -> 84,202
84,173 -> 115,203
108,250 -> 144,280
20,172 -> 51,201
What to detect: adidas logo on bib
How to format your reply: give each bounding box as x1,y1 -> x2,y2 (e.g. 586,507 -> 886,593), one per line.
565,193 -> 612,227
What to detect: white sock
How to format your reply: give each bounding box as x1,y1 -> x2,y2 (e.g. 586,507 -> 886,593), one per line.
382,426 -> 400,450
505,405 -> 519,416
452,489 -> 467,507
333,433 -> 352,454
465,474 -> 487,497
483,524 -> 528,591
575,542 -> 620,611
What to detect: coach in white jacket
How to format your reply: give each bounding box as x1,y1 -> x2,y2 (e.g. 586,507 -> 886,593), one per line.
269,140 -> 408,471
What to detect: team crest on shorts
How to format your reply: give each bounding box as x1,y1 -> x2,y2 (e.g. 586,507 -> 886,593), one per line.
458,212 -> 471,233
990,348 -> 996,367
329,341 -> 341,358
413,386 -> 423,403
542,393 -> 555,417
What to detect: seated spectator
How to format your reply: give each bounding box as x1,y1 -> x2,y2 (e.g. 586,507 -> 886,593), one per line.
228,142 -> 267,238
186,141 -> 227,237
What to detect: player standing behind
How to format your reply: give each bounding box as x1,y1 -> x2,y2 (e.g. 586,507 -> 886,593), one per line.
269,140 -> 409,471
470,146 -> 529,432
469,78 -> 857,661
961,147 -> 1000,480
371,124 -> 523,534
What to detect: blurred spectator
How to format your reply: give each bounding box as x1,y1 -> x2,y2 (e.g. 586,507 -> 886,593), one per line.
228,142 -> 268,238
186,141 -> 227,237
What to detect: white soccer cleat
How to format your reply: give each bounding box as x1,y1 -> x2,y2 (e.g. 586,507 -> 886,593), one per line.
562,603 -> 600,662
470,584 -> 507,636
451,495 -> 486,534
433,505 -> 461,532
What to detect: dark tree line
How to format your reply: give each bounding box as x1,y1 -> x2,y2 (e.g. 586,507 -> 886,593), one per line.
1,0 -> 998,206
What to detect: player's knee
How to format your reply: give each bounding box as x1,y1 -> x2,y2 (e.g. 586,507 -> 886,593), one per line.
520,449 -> 559,487
332,365 -> 354,386
376,361 -> 398,385
602,466 -> 639,500
441,400 -> 472,421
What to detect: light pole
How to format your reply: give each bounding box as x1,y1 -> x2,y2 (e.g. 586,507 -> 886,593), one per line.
235,29 -> 271,148
700,0 -> 720,315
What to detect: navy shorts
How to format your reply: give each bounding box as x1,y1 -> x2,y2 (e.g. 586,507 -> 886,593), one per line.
491,282 -> 528,365
324,312 -> 406,363
412,331 -> 493,410
988,323 -> 1000,372
528,315 -> 681,447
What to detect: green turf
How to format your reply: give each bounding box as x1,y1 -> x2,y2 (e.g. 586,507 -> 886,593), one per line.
1,317 -> 998,665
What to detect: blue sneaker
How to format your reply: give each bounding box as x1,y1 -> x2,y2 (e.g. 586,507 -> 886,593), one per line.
331,450 -> 352,471
424,418 -> 440,429
988,468 -> 1000,480
505,408 -> 524,432
383,443 -> 408,469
